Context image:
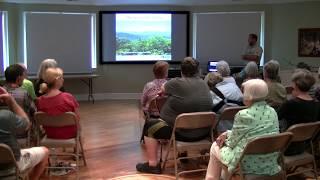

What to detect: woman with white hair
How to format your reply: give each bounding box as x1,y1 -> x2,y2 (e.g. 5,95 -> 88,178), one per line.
216,60 -> 236,84
205,79 -> 280,180
34,59 -> 60,97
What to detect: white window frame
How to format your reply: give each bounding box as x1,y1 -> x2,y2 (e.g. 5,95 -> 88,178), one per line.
23,11 -> 97,69
1,11 -> 9,71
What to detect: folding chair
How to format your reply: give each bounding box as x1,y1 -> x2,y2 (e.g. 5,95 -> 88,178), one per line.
17,130 -> 31,148
284,121 -> 320,179
162,112 -> 217,179
0,143 -> 30,180
34,112 -> 87,179
224,132 -> 293,180
216,106 -> 247,135
140,95 -> 161,143
140,95 -> 168,143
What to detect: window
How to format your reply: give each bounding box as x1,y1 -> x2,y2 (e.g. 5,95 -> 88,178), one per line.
193,12 -> 265,66
0,11 -> 9,74
23,12 -> 96,74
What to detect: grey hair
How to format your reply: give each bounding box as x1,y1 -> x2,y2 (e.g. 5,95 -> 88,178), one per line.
37,59 -> 58,80
216,60 -> 231,77
244,62 -> 259,79
263,60 -> 280,80
242,79 -> 268,102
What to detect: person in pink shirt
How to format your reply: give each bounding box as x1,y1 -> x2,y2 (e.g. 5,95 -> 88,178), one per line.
36,67 -> 80,139
141,61 -> 169,116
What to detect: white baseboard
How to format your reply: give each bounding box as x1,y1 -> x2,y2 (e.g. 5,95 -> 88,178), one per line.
74,93 -> 142,101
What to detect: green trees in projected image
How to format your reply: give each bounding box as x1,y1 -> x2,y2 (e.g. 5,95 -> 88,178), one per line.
116,36 -> 171,55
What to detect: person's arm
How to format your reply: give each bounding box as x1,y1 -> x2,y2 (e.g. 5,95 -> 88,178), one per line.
277,100 -> 289,121
242,55 -> 260,63
141,84 -> 150,108
242,46 -> 263,63
0,92 -> 30,130
224,112 -> 251,148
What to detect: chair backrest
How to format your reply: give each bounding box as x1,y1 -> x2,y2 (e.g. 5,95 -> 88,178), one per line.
34,112 -> 78,128
174,112 -> 216,130
155,96 -> 167,113
0,144 -> 18,178
286,121 -> 320,142
242,132 -> 293,155
219,106 -> 247,121
147,96 -> 160,116
229,132 -> 292,180
0,144 -> 16,165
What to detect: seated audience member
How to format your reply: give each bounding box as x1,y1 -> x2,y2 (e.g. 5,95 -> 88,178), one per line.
36,67 -> 80,139
263,60 -> 286,109
205,79 -> 280,180
141,61 -> 169,116
136,57 -> 213,174
278,69 -> 320,155
3,64 -> 36,118
295,62 -> 317,98
243,61 -> 259,81
236,61 -> 260,87
19,64 -> 37,101
216,61 -> 236,84
35,59 -> 58,97
0,87 -> 49,179
205,72 -> 241,113
205,72 -> 224,110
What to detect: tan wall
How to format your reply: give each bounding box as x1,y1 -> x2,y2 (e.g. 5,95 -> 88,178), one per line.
0,1 -> 320,95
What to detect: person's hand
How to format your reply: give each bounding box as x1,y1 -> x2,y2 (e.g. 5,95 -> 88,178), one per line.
216,132 -> 228,148
0,87 -> 7,95
158,84 -> 166,96
0,88 -> 15,106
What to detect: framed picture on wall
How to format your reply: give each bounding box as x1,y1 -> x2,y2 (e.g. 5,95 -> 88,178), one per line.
298,28 -> 320,57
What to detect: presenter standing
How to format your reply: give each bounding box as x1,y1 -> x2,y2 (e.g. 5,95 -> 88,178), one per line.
235,34 -> 263,85
242,33 -> 263,65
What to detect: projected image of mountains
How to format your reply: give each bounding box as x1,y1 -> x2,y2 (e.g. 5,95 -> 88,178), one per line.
116,13 -> 172,61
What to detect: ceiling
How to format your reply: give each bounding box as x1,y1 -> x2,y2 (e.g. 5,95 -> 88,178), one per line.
1,0 -> 318,6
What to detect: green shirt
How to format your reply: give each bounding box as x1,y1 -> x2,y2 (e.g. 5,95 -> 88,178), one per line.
266,81 -> 287,109
21,79 -> 36,100
220,101 -> 280,175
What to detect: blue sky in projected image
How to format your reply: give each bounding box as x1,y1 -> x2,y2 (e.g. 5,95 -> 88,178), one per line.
116,14 -> 171,33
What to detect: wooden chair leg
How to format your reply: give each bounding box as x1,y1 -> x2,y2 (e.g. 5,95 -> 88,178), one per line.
173,141 -> 178,180
79,137 -> 87,166
76,139 -> 80,180
162,139 -> 173,171
313,160 -> 318,179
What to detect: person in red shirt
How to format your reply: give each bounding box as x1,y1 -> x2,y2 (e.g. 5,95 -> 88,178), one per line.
36,67 -> 80,139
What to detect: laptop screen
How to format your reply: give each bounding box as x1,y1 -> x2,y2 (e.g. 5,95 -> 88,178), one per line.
208,61 -> 218,72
